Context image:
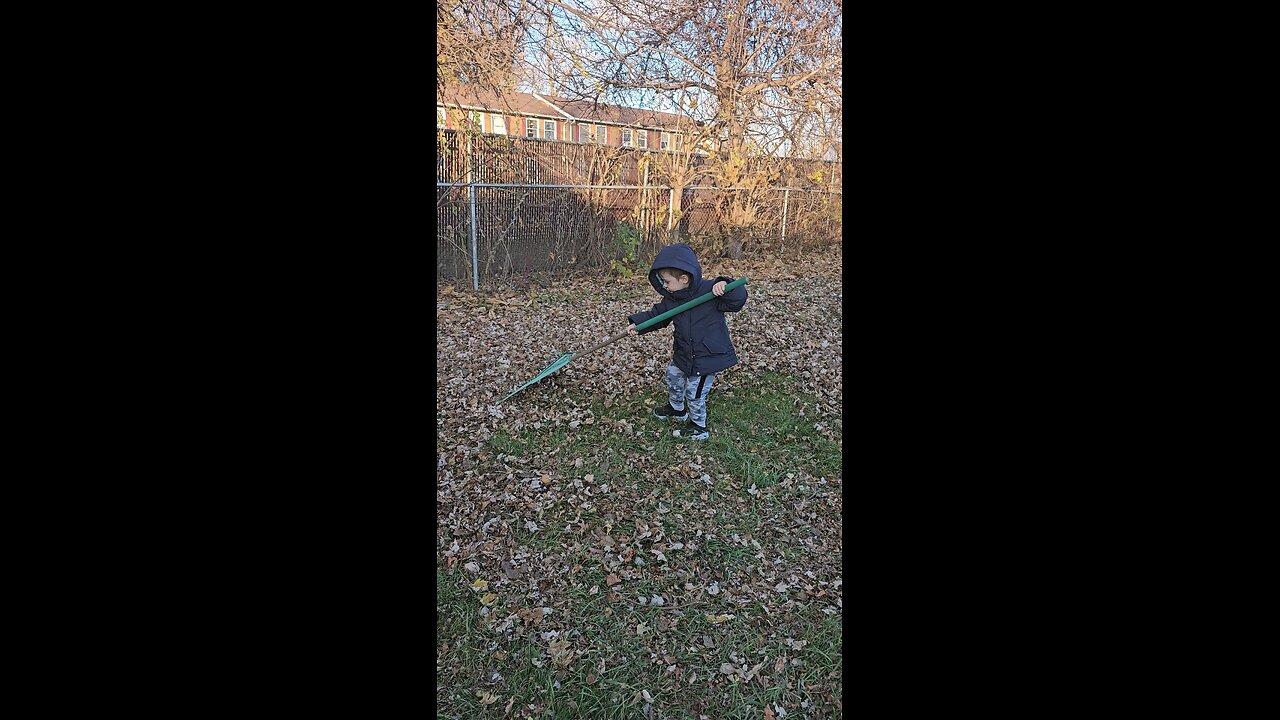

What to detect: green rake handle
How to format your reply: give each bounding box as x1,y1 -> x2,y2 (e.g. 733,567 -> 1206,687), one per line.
636,276 -> 749,332
575,276 -> 750,359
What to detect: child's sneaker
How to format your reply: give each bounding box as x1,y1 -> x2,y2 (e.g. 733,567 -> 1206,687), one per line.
675,421 -> 709,440
653,402 -> 689,421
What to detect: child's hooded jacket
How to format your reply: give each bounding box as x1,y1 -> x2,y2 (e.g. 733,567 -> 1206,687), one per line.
628,243 -> 748,376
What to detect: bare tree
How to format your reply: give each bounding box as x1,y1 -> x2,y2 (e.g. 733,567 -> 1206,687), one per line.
524,0 -> 842,257
436,0 -> 530,98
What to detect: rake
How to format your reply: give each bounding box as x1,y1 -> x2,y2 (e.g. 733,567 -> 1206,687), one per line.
498,276 -> 748,404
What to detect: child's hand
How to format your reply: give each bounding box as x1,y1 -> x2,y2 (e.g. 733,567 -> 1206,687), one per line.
626,324 -> 637,336
712,281 -> 727,296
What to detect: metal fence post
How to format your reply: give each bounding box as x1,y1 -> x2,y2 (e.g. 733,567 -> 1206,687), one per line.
640,161 -> 650,245
467,134 -> 479,291
780,188 -> 790,251
469,185 -> 478,291
668,187 -> 675,232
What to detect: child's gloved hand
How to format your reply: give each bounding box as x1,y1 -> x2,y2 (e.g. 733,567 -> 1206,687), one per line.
712,281 -> 727,296
626,324 -> 638,336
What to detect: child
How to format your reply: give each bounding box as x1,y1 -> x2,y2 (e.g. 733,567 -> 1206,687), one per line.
626,243 -> 748,440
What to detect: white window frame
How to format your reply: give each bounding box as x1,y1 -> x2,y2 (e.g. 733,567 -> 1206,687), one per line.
543,119 -> 556,140
526,118 -> 537,138
579,124 -> 590,143
490,114 -> 506,135
622,128 -> 632,147
598,125 -> 607,144
468,110 -> 483,132
637,130 -> 647,149
437,107 -> 445,128
674,134 -> 683,152
661,132 -> 670,150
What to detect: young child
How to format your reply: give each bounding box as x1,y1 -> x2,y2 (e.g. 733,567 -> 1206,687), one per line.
626,243 -> 748,439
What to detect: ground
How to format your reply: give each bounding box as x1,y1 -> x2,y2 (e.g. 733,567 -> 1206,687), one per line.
437,248 -> 843,719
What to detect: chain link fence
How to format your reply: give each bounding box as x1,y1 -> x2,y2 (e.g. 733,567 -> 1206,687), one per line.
437,130 -> 841,286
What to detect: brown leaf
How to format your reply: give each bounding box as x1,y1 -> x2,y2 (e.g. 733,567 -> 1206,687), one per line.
548,638 -> 574,668
605,573 -> 621,586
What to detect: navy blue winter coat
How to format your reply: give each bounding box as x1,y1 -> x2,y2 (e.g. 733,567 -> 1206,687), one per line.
627,244 -> 748,376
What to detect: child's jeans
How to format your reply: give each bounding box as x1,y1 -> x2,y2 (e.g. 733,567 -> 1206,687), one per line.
666,364 -> 716,427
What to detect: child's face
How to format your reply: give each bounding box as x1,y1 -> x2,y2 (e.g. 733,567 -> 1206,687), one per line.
659,270 -> 689,292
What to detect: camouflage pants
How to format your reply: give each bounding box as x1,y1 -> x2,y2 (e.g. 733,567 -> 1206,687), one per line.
666,363 -> 717,427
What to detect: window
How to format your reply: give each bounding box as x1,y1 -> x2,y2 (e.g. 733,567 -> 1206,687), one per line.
437,107 -> 445,128
491,114 -> 505,135
579,124 -> 590,143
468,111 -> 483,132
525,118 -> 537,138
544,119 -> 556,140
661,132 -> 670,151
674,135 -> 683,152
622,128 -> 632,147
597,125 -> 607,144
637,130 -> 647,149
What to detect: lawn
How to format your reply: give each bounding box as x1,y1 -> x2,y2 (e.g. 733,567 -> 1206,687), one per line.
438,249 -> 842,719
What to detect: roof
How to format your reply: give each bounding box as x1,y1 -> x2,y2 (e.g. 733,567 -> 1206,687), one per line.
436,85 -> 697,130
540,94 -> 696,130
436,88 -> 553,118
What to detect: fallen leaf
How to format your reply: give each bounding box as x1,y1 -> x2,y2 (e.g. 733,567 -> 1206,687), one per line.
606,573 -> 621,586
548,638 -> 574,668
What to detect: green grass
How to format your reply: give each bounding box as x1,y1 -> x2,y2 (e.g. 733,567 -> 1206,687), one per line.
439,370 -> 841,718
